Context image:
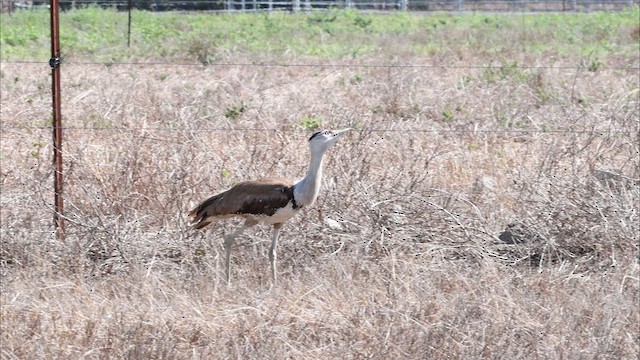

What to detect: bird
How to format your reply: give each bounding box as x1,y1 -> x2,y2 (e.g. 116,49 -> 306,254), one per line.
188,128 -> 351,285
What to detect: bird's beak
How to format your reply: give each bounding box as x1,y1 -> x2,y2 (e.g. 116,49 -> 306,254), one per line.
333,128 -> 352,137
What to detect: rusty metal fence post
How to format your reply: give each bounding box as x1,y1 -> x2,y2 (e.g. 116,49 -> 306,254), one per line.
127,0 -> 132,47
50,0 -> 65,241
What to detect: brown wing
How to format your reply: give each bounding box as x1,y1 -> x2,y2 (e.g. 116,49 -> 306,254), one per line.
189,178 -> 294,229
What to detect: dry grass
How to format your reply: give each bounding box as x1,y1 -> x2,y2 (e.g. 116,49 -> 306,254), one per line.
1,50 -> 639,358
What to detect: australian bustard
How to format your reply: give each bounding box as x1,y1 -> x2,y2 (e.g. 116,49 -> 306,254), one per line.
189,129 -> 351,284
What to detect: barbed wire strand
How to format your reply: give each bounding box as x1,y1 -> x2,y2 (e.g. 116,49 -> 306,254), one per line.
0,125 -> 633,135
2,60 -> 639,71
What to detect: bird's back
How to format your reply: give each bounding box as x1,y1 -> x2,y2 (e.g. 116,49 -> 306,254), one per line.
189,177 -> 296,229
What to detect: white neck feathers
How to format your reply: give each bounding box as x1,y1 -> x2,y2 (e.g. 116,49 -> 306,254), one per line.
293,150 -> 326,207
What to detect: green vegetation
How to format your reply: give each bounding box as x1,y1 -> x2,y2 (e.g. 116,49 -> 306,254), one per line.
299,116 -> 322,130
224,101 -> 248,119
1,7 -> 638,63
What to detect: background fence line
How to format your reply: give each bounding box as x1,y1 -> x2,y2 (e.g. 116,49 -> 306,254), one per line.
5,0 -> 639,12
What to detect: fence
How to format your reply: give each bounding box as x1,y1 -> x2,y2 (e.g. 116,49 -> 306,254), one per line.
5,0 -> 639,12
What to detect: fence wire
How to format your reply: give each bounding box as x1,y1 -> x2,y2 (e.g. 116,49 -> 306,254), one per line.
3,59 -> 639,71
6,0 -> 640,12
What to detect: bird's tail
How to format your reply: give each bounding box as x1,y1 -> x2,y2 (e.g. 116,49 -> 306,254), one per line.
188,210 -> 212,230
188,195 -> 220,230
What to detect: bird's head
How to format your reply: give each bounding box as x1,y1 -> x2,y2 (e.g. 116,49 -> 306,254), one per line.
308,128 -> 351,153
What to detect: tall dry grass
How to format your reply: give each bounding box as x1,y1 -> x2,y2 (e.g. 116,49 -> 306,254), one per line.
1,54 -> 638,358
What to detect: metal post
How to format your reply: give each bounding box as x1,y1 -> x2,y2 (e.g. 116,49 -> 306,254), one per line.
127,0 -> 132,47
50,0 -> 65,241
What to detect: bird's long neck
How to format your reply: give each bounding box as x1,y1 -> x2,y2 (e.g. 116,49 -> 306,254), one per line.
293,150 -> 326,207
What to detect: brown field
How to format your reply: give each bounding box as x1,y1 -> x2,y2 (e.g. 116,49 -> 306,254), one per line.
1,47 -> 639,358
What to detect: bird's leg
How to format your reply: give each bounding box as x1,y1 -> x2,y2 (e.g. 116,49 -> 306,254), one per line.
269,223 -> 283,285
223,221 -> 253,285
